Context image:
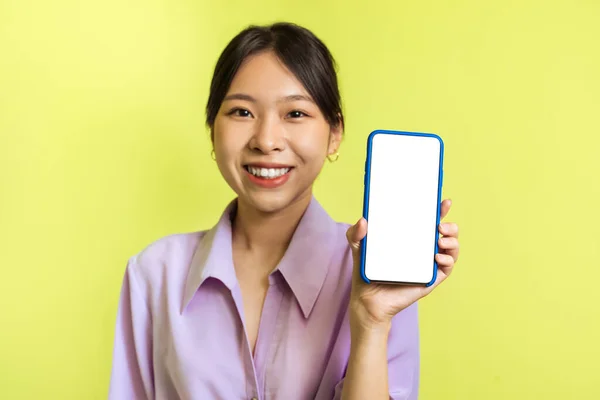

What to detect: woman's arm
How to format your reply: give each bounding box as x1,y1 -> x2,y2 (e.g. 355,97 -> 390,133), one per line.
340,304 -> 420,400
108,257 -> 154,400
341,322 -> 392,399
341,198 -> 459,399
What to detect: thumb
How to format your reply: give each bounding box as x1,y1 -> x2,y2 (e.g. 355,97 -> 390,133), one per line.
346,217 -> 368,254
347,218 -> 368,287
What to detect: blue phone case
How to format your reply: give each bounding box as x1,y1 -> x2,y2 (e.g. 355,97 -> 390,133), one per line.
359,129 -> 445,286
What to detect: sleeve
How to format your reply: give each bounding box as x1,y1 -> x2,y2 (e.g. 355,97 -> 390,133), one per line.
332,302 -> 420,400
386,302 -> 420,400
108,257 -> 155,400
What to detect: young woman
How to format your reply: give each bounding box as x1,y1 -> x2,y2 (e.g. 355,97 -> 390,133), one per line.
108,22 -> 460,400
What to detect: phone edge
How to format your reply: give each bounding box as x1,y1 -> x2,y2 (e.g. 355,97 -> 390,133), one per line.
359,129 -> 445,287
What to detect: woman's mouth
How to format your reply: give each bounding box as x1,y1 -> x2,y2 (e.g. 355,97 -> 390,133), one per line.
243,164 -> 293,188
244,165 -> 291,179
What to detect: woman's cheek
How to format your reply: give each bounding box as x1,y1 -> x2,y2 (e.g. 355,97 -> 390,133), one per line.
290,125 -> 330,160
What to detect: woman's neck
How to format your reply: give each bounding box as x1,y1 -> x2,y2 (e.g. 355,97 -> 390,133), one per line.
232,191 -> 312,261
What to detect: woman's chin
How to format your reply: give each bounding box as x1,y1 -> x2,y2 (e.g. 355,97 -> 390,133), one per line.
242,192 -> 290,214
240,190 -> 311,215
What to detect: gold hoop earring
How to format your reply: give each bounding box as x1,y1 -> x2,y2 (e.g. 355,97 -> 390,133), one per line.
327,152 -> 339,162
210,149 -> 216,160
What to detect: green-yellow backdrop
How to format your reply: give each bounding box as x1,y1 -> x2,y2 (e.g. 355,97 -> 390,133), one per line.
1,0 -> 599,399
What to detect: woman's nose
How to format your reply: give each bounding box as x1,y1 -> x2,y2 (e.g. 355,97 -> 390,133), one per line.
249,117 -> 286,153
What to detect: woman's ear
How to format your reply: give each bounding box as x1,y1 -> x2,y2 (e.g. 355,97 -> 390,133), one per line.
327,114 -> 344,155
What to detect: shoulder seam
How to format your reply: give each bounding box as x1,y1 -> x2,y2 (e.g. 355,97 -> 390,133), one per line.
126,255 -> 153,319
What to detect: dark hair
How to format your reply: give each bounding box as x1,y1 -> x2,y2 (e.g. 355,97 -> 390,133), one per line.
205,22 -> 344,137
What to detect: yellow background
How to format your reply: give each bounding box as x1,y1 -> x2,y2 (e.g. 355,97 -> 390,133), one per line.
1,0 -> 599,398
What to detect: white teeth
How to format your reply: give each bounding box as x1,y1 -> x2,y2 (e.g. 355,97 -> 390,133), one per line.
247,166 -> 290,179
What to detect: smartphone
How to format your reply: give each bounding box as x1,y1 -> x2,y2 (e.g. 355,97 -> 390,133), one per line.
360,129 -> 444,286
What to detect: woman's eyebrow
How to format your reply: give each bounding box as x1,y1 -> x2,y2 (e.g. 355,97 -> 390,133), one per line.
279,94 -> 314,103
223,93 -> 256,102
222,93 -> 314,103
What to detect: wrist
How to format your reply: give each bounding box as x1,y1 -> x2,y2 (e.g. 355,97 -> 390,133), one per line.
350,319 -> 391,338
349,301 -> 392,336
348,319 -> 390,365
349,311 -> 392,341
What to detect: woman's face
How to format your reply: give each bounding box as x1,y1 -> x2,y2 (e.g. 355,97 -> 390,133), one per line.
212,51 -> 342,214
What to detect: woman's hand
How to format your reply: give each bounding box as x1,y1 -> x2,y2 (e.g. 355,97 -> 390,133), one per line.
346,199 -> 459,331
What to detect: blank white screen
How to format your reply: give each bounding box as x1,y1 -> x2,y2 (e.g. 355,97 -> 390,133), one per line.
364,133 -> 441,284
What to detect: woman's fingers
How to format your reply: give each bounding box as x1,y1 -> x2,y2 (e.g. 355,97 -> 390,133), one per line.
438,236 -> 458,249
347,218 -> 368,286
435,253 -> 455,276
439,222 -> 459,238
346,218 -> 367,252
439,199 -> 452,220
438,235 -> 459,259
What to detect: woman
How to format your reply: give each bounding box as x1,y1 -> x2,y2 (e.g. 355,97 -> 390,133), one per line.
108,22 -> 460,400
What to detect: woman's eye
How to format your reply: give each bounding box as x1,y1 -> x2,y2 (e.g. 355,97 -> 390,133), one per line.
288,110 -> 306,118
230,108 -> 252,118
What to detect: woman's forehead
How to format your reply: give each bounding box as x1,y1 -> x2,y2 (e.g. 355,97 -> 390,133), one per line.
226,52 -> 312,101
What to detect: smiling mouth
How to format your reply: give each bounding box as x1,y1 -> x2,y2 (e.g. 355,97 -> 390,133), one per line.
244,165 -> 292,180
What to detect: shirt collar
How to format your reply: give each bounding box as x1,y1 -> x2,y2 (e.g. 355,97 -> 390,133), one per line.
181,200 -> 238,313
182,196 -> 339,318
275,196 -> 338,318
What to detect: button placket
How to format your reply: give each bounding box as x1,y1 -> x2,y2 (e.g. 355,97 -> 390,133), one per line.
254,275 -> 284,399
